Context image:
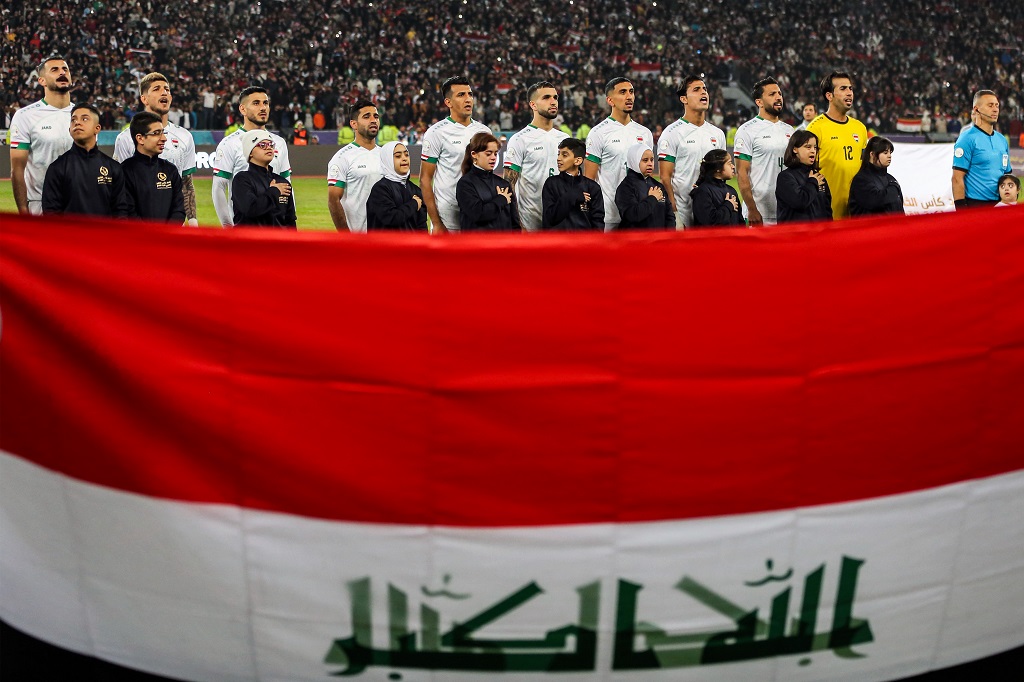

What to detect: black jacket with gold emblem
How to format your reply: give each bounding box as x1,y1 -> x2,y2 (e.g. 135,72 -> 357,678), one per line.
121,151 -> 186,223
42,143 -> 130,218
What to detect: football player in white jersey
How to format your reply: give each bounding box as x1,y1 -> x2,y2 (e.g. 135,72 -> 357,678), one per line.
734,76 -> 795,226
420,76 -> 491,233
583,77 -> 654,230
327,99 -> 382,232
502,82 -> 568,231
657,75 -> 726,228
9,56 -> 74,215
113,72 -> 198,225
212,86 -> 292,226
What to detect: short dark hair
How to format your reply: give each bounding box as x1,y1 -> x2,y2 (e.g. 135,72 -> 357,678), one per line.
820,71 -> 853,101
862,135 -> 894,163
558,137 -> 586,158
70,103 -> 101,120
38,55 -> 67,74
130,111 -> 163,145
527,81 -> 557,101
442,76 -> 471,100
605,77 -> 632,96
751,76 -> 779,102
783,130 -> 820,168
349,99 -> 377,121
998,173 -> 1021,191
695,149 -> 731,186
238,86 -> 268,104
973,89 -> 998,108
676,75 -> 705,98
461,131 -> 499,175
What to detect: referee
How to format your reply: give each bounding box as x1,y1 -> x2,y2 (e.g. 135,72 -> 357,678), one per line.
952,90 -> 1012,207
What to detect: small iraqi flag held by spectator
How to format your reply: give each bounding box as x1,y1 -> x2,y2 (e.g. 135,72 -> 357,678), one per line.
897,116 -> 923,132
630,62 -> 662,77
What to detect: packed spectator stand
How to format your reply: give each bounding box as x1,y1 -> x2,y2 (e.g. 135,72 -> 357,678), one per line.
2,0 -> 1022,141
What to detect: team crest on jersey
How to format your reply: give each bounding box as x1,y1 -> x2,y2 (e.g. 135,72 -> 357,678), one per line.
156,172 -> 173,190
97,166 -> 112,184
852,134 -> 860,143
710,138 -> 717,143
636,136 -> 644,142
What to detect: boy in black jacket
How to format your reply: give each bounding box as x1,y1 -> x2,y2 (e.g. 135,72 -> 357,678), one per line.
541,138 -> 604,230
121,111 -> 186,223
42,104 -> 130,218
231,130 -> 297,228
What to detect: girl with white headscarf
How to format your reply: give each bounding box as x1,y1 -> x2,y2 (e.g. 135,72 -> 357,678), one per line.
365,141 -> 428,231
614,142 -> 674,229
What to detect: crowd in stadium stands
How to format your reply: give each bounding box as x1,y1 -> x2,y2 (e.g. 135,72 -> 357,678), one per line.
2,0 -> 1023,140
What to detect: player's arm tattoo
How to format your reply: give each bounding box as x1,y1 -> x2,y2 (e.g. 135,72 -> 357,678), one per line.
182,175 -> 197,220
503,168 -> 521,192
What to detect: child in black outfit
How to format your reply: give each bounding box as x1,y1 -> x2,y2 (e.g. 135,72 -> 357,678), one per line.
366,141 -> 428,230
541,138 -> 604,230
231,130 -> 297,228
691,149 -> 743,227
776,130 -> 833,223
614,142 -> 674,229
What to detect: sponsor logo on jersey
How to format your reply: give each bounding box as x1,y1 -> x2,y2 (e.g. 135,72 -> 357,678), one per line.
356,164 -> 367,169
533,146 -> 544,151
41,126 -> 52,130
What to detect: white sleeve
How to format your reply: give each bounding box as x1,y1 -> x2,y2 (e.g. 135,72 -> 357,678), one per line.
182,133 -> 197,174
734,124 -> 752,159
113,130 -> 132,163
276,142 -> 292,177
420,127 -> 439,162
585,127 -> 603,163
503,134 -> 524,171
212,175 -> 233,226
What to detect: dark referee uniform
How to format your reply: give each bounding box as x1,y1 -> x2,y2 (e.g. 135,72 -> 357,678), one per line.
122,151 -> 186,223
42,143 -> 130,217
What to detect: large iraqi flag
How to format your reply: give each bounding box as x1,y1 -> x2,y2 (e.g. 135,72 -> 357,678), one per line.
1,209 -> 1024,681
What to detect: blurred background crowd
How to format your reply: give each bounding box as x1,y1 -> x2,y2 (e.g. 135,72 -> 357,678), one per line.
2,0 -> 1022,141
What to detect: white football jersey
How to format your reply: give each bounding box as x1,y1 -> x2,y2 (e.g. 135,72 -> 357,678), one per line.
420,116 -> 491,230
114,121 -> 197,178
327,143 -> 383,233
503,124 -> 569,231
657,117 -> 725,227
8,99 -> 74,209
213,128 -> 292,180
733,116 -> 794,225
585,116 -> 653,229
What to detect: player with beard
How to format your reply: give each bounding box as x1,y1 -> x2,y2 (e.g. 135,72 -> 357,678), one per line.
807,71 -> 868,218
584,77 -> 654,230
502,82 -> 568,231
657,75 -> 726,228
327,99 -> 382,232
114,73 -> 198,225
733,76 -> 794,226
9,56 -> 75,215
212,86 -> 292,226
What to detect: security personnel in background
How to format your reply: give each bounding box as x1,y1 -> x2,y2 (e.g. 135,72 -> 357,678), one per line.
121,111 -> 186,223
42,103 -> 129,218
